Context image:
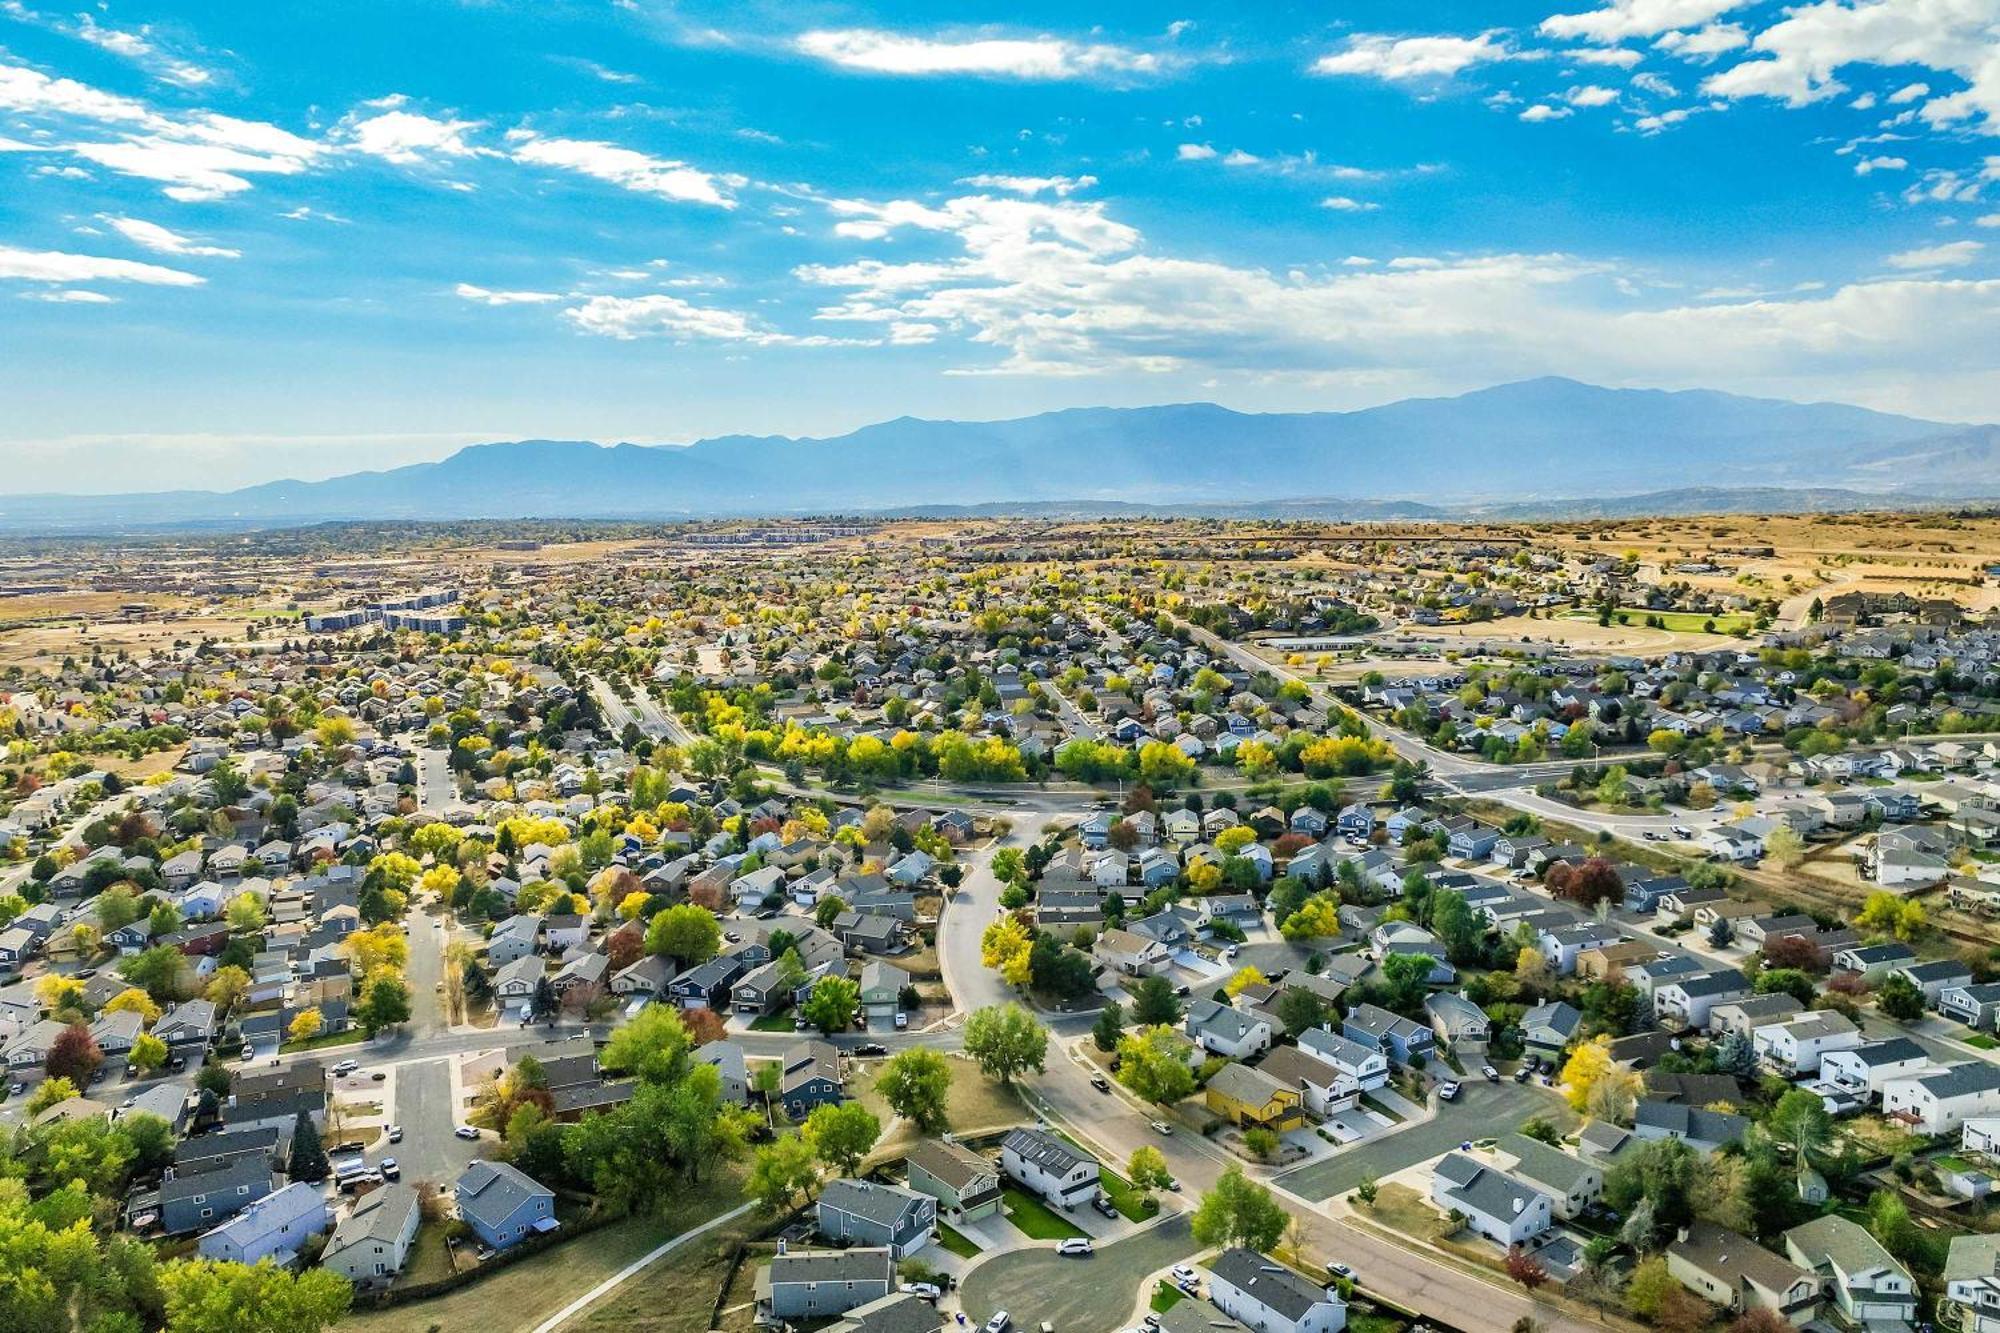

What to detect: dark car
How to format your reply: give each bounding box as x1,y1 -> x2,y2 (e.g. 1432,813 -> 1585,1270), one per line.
854,1042 -> 888,1057
1090,1074 -> 1111,1093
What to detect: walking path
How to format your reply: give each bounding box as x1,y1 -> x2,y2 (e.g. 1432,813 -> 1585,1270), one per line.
532,1201 -> 757,1333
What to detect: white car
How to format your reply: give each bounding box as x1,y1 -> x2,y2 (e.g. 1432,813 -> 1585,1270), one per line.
1056,1238 -> 1094,1256
985,1312 -> 1012,1333
1438,1081 -> 1462,1101
1170,1265 -> 1199,1286
1150,1120 -> 1174,1136
330,1059 -> 359,1077
454,1125 -> 480,1140
900,1283 -> 942,1301
380,1158 -> 400,1180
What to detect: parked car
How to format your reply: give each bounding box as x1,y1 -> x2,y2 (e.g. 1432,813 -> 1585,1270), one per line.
1092,1195 -> 1118,1219
1330,1263 -> 1355,1280
985,1312 -> 1013,1333
1170,1266 -> 1199,1286
387,1125 -> 403,1143
380,1158 -> 400,1180
1513,1066 -> 1531,1083
330,1059 -> 359,1077
1481,1065 -> 1499,1082
895,1012 -> 909,1030
1438,1081 -> 1462,1101
1090,1074 -> 1111,1093
1056,1238 -> 1093,1257
1150,1120 -> 1173,1136
454,1125 -> 480,1140
900,1283 -> 942,1302
239,1043 -> 255,1061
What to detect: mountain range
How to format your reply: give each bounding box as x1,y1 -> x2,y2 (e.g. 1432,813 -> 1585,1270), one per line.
5,377 -> 1998,531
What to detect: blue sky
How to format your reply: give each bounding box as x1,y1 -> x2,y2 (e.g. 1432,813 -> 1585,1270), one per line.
1,0 -> 1996,491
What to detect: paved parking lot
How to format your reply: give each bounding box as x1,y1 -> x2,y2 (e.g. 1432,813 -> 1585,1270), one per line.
958,1214 -> 1195,1333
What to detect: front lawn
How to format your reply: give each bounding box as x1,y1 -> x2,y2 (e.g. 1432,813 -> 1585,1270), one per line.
282,1027 -> 368,1054
1001,1186 -> 1088,1241
1150,1283 -> 1185,1314
748,1012 -> 797,1032
1965,1034 -> 1998,1051
936,1223 -> 981,1259
1097,1169 -> 1161,1223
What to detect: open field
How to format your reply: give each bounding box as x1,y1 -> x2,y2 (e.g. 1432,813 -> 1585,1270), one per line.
848,1051 -> 1027,1162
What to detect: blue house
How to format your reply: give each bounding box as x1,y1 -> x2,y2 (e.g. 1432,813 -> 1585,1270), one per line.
454,1160 -> 556,1252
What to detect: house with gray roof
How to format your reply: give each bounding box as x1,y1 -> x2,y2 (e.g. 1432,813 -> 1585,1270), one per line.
1429,1152 -> 1552,1248
1493,1133 -> 1602,1220
817,1178 -> 936,1257
1784,1214 -> 1916,1329
1667,1221 -> 1820,1324
905,1137 -> 1002,1222
195,1180 -> 328,1266
1632,1100 -> 1749,1151
1000,1126 -> 1099,1211
1208,1246 -> 1348,1333
322,1181 -> 421,1289
161,1157 -> 273,1235
1882,1061 -> 2000,1135
828,1292 -> 944,1333
454,1159 -> 556,1252
1945,1235 -> 2000,1333
758,1247 -> 896,1321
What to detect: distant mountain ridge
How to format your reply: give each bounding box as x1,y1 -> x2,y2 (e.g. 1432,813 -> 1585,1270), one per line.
2,377 -> 1994,531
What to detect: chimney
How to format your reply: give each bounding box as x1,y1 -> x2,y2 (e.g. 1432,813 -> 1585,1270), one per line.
777,1238 -> 787,1255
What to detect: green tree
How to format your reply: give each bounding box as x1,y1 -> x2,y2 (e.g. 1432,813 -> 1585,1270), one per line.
747,1133 -> 822,1214
159,1257 -> 352,1333
1190,1165 -> 1287,1253
1127,1145 -> 1172,1201
1116,1026 -> 1195,1105
128,1031 -> 168,1074
962,1003 -> 1047,1083
803,1101 -> 881,1176
1625,1255 -> 1677,1319
120,943 -> 188,1002
1874,973 -> 1924,1021
354,970 -> 411,1035
600,1005 -> 692,1085
1092,1000 -> 1126,1053
1767,1088 -> 1833,1160
801,975 -> 861,1034
645,903 -> 721,964
1130,975 -> 1181,1026
287,1109 -> 330,1183
876,1048 -> 952,1131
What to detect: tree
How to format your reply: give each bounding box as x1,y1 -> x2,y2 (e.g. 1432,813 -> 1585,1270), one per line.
159,1257 -> 352,1333
1275,987 -> 1329,1038
980,916 -> 1033,988
1505,1246 -> 1550,1291
601,1005 -> 692,1085
25,1075 -> 78,1116
646,903 -> 721,964
963,1002 -> 1047,1083
120,943 -> 188,1002
129,1031 -> 168,1073
877,1048 -> 952,1131
104,986 -> 162,1026
1092,1000 -> 1126,1053
288,1109 -> 330,1183
748,1133 -> 821,1214
1117,1025 -> 1195,1105
801,975 -> 861,1034
1280,895 -> 1342,942
1767,1087 -> 1833,1160
1223,965 -> 1268,998
1856,889 -> 1926,941
206,964 -> 251,1012
287,1009 -> 323,1044
1130,975 -> 1181,1026
1764,825 -> 1806,869
1190,1165 -> 1287,1253
355,970 -> 412,1035
1626,1256 -> 1678,1319
803,1101 -> 880,1175
1754,968 -> 1817,1005
46,1023 -> 102,1085
1875,972 -> 1925,1021
1127,1145 -> 1172,1201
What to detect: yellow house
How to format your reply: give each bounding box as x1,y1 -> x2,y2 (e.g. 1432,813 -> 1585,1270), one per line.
1205,1063 -> 1306,1130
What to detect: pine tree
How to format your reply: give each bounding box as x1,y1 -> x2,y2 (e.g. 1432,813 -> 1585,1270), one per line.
287,1109 -> 329,1183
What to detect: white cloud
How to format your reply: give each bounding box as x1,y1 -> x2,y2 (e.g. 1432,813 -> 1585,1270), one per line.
1319,195 -> 1380,211
1177,142 -> 1217,160
343,108 -> 484,165
1521,103 -> 1575,121
19,288 -> 115,303
1541,0 -> 1747,42
956,174 -> 1098,196
1632,71 -> 1679,95
1887,80 -> 1932,104
793,29 -> 1164,81
1565,47 -> 1644,67
1222,149 -> 1261,167
563,293 -> 863,345
506,132 -> 740,208
1854,154 -> 1908,173
71,14 -> 213,88
0,244 -> 201,285
455,282 -> 562,305
101,216 -> 239,258
1653,24 -> 1749,59
1701,0 -> 2000,134
1885,239 -> 1984,268
1568,84 -> 1621,105
1978,212 -> 2000,226
1311,32 -> 1512,81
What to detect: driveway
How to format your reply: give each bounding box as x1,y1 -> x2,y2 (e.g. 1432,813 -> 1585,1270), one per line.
959,1215 -> 1195,1333
1275,1078 -> 1562,1201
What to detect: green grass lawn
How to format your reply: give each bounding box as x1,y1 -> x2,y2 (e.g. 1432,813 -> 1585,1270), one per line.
1150,1284 -> 1185,1314
1096,1169 -> 1161,1223
1001,1186 -> 1088,1241
282,1027 -> 369,1054
1966,1034 -> 1999,1050
748,1012 -> 797,1032
936,1223 -> 981,1259
1561,607 -> 1752,634
1348,1314 -> 1407,1333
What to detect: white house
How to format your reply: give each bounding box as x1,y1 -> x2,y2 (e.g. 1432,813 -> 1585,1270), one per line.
1186,999 -> 1274,1061
1945,1235 -> 2000,1333
1298,1027 -> 1389,1092
1817,1039 -> 1934,1104
1784,1215 -> 1916,1329
1429,1152 -> 1552,1248
321,1183 -> 421,1289
999,1127 -> 1099,1211
1752,1011 -> 1864,1077
1208,1247 -> 1348,1333
1882,1062 -> 2000,1136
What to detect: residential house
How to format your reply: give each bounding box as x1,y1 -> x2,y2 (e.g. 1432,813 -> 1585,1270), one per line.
1940,983 -> 2000,1032
1423,992 -> 1490,1051
904,1138 -> 1002,1223
1208,1247 -> 1349,1333
1783,1214 -> 1916,1329
1753,1011 -> 1865,1077
1653,969 -> 1751,1030
454,1160 -> 556,1252
1094,928 -> 1171,977
759,1248 -> 896,1322
1519,1001 -> 1582,1060
817,1178 -> 937,1258
1256,1046 -> 1356,1118
1429,1152 -> 1553,1248
1186,999 -> 1274,1062
1493,1134 -> 1603,1221
1341,1003 -> 1434,1064
778,1041 -> 844,1120
162,1158 -> 273,1236
1298,1028 -> 1389,1092
196,1180 -> 328,1266
1882,1062 -> 2000,1135
1000,1127 -> 1099,1211
1205,1063 -> 1307,1131
1667,1222 -> 1821,1325
321,1182 -> 421,1289
1818,1039 -> 1935,1104
1633,1101 -> 1749,1151
1944,1236 -> 2000,1333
